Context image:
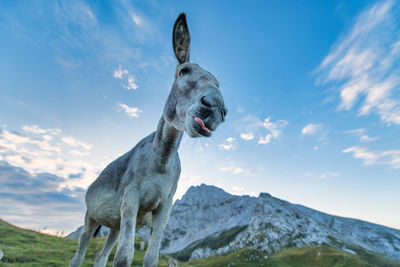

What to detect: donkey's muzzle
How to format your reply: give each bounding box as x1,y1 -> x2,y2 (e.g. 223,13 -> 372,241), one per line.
199,93 -> 227,122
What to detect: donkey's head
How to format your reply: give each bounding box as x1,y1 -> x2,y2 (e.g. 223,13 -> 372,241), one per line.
163,13 -> 227,138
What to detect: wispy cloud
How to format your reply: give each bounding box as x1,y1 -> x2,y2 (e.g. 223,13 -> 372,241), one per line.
302,123 -> 322,135
0,162 -> 85,234
263,117 -> 288,138
131,14 -> 143,27
22,125 -> 60,135
319,171 -> 341,179
317,0 -> 400,125
240,132 -> 254,141
219,166 -> 243,174
305,171 -> 341,179
257,117 -> 288,145
61,136 -> 93,150
344,128 -> 379,143
113,65 -> 138,90
231,185 -> 245,192
119,2 -> 163,44
118,103 -> 142,118
229,185 -> 257,197
235,115 -> 288,145
0,0 -> 169,79
343,146 -> 400,169
219,137 -> 238,151
258,134 -> 272,145
0,125 -> 104,189
360,135 -> 379,142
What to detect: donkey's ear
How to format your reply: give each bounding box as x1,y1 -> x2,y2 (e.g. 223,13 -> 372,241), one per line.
173,13 -> 190,64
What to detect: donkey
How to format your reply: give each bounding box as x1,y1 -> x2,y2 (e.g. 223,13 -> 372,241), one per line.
70,13 -> 227,267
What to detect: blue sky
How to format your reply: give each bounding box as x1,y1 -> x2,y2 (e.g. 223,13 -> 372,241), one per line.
0,0 -> 399,234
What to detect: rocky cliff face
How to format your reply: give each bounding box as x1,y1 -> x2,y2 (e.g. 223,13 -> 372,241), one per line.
154,184 -> 257,254
67,184 -> 400,261
198,191 -> 400,260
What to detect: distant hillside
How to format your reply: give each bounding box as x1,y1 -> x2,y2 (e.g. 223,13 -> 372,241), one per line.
1,219 -> 398,266
184,246 -> 400,267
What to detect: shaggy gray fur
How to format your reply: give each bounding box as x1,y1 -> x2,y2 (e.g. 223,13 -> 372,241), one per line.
69,13 -> 227,267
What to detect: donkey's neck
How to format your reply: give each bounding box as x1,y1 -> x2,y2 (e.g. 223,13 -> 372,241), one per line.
153,116 -> 183,169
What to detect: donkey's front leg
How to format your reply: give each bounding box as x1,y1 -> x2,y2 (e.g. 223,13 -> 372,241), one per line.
113,194 -> 139,267
143,198 -> 173,267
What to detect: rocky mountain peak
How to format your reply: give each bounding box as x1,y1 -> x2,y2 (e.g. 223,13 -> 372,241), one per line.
179,183 -> 232,203
68,183 -> 400,261
258,192 -> 272,198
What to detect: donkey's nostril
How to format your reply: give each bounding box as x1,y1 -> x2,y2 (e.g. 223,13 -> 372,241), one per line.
201,96 -> 212,108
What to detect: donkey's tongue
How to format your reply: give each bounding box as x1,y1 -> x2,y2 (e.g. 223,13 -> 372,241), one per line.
194,117 -> 211,133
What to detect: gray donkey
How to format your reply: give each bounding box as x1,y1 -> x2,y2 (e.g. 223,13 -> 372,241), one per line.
70,13 -> 227,267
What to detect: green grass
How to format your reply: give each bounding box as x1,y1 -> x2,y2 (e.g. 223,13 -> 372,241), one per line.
180,248 -> 269,267
182,246 -> 400,267
170,225 -> 247,262
1,219 -> 399,267
0,219 -> 170,266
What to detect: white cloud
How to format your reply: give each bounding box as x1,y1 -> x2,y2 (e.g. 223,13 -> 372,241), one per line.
238,115 -> 264,132
240,132 -> 254,141
305,171 -> 341,179
22,125 -> 46,134
120,3 -> 161,43
344,128 -> 379,142
219,137 -> 238,151
236,115 -> 288,145
125,75 -> 138,90
319,171 -> 341,179
317,0 -> 400,125
258,134 -> 272,145
360,135 -> 379,142
113,66 -> 128,79
219,166 -> 243,174
229,185 -> 257,196
0,125 -> 102,189
344,128 -> 366,135
61,136 -> 93,150
0,162 -> 86,235
302,123 -> 322,135
113,65 -> 138,90
263,117 -> 288,138
237,107 -> 245,114
131,14 -> 142,27
119,103 -> 142,118
343,146 -> 400,169
69,150 -> 90,157
231,185 -> 245,192
86,9 -> 95,20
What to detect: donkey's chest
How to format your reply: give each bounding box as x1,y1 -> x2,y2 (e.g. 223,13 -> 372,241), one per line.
137,174 -> 176,212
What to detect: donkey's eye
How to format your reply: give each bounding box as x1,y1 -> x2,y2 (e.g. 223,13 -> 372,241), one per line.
179,67 -> 191,76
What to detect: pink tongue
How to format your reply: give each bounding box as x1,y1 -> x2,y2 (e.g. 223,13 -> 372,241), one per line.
194,117 -> 211,133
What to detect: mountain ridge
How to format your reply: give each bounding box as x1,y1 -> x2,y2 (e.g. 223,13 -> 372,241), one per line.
67,183 -> 400,261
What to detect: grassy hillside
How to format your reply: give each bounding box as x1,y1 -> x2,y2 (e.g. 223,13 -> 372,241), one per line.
0,219 -> 170,266
1,219 -> 399,266
183,246 -> 400,267
170,225 -> 248,262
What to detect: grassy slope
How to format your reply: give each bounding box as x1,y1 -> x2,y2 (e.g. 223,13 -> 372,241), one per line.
0,219 -> 170,266
183,246 -> 400,267
170,225 -> 248,262
1,219 -> 399,267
